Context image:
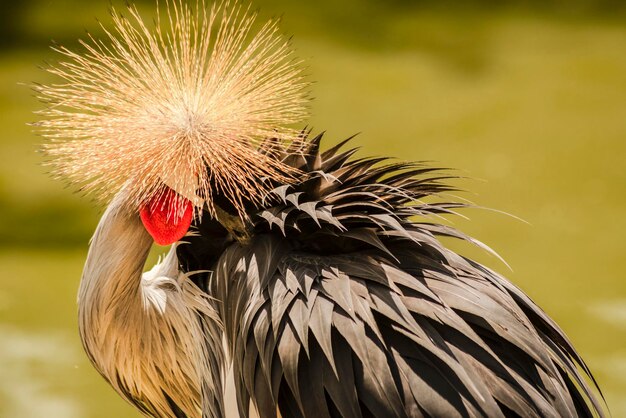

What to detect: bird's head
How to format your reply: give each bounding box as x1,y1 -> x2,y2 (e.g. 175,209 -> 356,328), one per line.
36,1 -> 309,245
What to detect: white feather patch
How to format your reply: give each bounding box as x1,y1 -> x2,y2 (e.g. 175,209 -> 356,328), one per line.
141,245 -> 181,314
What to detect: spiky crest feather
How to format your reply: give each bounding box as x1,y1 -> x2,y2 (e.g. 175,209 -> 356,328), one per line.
36,0 -> 309,218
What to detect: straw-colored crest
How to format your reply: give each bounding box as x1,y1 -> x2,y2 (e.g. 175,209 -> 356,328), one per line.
36,0 -> 309,218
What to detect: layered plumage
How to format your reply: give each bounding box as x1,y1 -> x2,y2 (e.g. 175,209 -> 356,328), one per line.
178,133 -> 605,417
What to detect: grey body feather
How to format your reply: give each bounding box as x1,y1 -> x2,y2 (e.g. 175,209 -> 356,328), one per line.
178,133 -> 605,418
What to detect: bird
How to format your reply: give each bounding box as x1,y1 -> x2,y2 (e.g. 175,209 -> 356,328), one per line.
36,1 -> 606,418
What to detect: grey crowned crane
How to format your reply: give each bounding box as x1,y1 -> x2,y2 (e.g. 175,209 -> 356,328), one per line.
36,1 -> 605,417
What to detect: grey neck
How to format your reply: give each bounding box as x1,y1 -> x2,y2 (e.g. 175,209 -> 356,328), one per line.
77,194 -> 152,363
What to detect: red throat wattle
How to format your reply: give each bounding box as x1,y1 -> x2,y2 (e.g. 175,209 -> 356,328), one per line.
139,187 -> 193,246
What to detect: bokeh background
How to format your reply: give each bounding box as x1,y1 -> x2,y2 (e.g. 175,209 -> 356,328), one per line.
1,0 -> 625,416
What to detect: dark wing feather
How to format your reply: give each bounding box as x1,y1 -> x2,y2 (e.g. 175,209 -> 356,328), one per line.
212,231 -> 602,417
182,133 -> 604,417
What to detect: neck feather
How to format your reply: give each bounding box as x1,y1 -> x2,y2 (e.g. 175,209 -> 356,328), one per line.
78,194 -> 152,331
77,193 -> 224,418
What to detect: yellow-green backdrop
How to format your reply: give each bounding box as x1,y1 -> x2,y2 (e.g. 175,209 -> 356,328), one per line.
1,0 -> 625,416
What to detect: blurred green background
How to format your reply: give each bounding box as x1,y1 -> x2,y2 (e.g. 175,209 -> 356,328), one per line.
1,0 -> 625,416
